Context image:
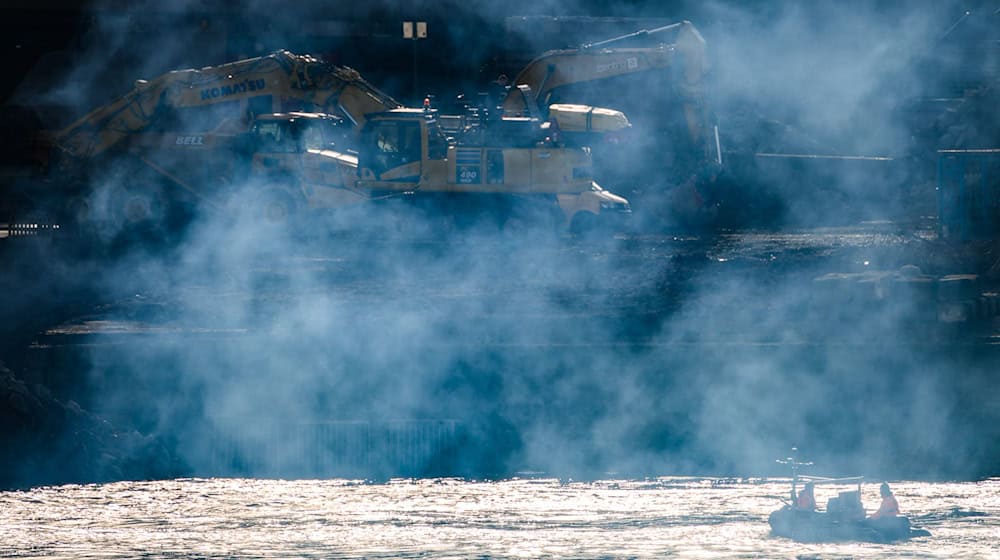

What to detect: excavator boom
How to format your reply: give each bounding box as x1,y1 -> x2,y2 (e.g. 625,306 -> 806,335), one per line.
502,20 -> 711,164
497,20 -> 720,225
55,50 -> 401,159
503,20 -> 706,115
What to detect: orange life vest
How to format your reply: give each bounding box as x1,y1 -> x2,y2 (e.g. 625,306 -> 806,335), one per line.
872,494 -> 899,519
796,489 -> 816,510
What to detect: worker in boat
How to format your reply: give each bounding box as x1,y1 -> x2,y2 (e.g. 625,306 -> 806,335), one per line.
795,481 -> 817,511
869,482 -> 900,519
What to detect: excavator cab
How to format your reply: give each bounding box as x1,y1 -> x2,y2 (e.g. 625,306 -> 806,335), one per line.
249,112 -> 348,154
361,118 -> 423,180
357,109 -> 449,187
244,113 -> 365,215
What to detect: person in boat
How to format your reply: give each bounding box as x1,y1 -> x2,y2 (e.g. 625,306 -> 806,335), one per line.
795,481 -> 817,511
869,482 -> 900,519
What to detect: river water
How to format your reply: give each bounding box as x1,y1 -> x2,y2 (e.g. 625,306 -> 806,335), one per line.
1,477 -> 996,559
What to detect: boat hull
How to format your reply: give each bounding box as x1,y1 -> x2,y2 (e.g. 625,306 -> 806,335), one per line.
768,506 -> 930,543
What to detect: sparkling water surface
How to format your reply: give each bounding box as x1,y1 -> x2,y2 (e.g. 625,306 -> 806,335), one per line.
1,477 -> 996,558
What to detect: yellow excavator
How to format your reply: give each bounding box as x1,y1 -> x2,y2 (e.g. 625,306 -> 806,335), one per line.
236,108 -> 629,234
54,49 -> 402,161
22,50 -> 400,230
351,108 -> 630,232
498,21 -> 723,226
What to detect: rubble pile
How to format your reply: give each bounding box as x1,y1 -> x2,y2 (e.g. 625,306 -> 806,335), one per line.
1,361 -> 182,489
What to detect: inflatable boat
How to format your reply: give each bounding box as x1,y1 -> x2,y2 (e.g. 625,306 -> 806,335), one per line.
768,450 -> 930,543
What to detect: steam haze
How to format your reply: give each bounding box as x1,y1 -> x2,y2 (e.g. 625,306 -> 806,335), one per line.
3,0 -> 997,486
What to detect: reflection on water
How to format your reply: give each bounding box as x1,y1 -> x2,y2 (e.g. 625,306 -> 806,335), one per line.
1,477 -> 997,558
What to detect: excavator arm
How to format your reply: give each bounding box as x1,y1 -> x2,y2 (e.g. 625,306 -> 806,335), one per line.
54,50 -> 401,159
503,21 -> 710,152
505,21 -> 706,111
